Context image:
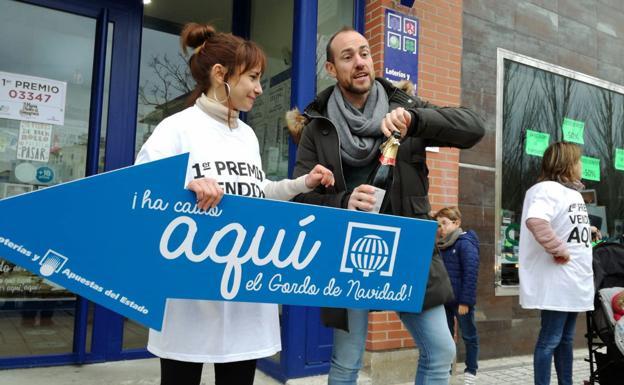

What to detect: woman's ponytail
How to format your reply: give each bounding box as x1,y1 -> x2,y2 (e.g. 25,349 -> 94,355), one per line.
180,23 -> 216,55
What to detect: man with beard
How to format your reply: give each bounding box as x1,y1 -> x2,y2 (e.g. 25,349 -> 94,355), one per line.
291,27 -> 485,385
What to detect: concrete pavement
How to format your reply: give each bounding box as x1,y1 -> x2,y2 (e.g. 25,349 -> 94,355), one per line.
0,349 -> 591,384
448,349 -> 590,385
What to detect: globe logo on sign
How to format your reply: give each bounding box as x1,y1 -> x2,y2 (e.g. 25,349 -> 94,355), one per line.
349,235 -> 389,277
39,250 -> 68,277
340,222 -> 401,278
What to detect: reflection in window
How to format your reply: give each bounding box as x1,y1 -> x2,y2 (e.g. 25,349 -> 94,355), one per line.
134,1 -> 233,157
135,27 -> 194,156
247,0 -> 294,180
316,0 -> 353,93
498,58 -> 624,288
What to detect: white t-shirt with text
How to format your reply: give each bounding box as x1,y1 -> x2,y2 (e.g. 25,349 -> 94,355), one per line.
135,106 -> 280,363
519,181 -> 594,312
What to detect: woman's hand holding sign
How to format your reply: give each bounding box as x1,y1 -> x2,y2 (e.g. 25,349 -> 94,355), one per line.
187,177 -> 224,210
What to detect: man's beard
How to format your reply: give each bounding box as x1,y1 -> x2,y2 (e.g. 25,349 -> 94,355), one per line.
342,75 -> 372,95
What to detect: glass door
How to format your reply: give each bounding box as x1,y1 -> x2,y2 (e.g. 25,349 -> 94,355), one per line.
0,0 -> 142,367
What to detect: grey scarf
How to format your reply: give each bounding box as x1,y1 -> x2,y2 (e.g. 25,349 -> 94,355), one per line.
437,228 -> 463,250
561,179 -> 585,191
327,81 -> 389,166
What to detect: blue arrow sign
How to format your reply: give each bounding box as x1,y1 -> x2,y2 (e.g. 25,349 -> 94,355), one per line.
0,154 -> 437,331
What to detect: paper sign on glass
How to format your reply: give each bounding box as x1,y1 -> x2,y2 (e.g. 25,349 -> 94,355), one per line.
16,121 -> 52,162
525,129 -> 550,157
581,156 -> 600,181
562,118 -> 585,145
615,148 -> 624,171
0,71 -> 67,125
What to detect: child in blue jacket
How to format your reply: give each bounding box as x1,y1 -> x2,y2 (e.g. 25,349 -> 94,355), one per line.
435,206 -> 480,385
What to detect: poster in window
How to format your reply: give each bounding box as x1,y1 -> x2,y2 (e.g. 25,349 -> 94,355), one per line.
16,121 -> 52,163
0,71 -> 67,125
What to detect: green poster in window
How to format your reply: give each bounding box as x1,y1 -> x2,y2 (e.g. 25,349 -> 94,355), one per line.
525,129 -> 549,157
616,148 -> 624,171
581,156 -> 600,181
562,118 -> 585,144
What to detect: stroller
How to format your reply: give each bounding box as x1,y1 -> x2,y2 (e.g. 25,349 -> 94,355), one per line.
585,241 -> 624,384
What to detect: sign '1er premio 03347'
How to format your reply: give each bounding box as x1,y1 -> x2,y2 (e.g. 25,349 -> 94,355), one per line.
0,154 -> 437,331
0,71 -> 67,125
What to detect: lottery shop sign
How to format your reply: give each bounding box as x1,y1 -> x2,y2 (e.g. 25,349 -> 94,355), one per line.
383,9 -> 419,89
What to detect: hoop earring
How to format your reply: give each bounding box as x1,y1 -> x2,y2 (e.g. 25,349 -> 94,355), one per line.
212,82 -> 231,104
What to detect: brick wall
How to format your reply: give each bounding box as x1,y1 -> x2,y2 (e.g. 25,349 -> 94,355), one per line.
364,0 -> 464,351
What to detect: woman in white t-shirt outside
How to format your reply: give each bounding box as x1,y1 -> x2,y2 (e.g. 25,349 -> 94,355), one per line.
135,23 -> 334,385
519,141 -> 593,385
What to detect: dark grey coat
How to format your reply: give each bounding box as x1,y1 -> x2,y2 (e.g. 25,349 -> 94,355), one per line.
292,78 -> 485,331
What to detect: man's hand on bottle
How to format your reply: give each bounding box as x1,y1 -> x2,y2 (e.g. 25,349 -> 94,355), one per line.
347,184 -> 377,211
381,107 -> 411,138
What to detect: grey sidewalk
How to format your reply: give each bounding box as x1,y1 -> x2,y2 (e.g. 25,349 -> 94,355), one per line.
448,348 -> 590,385
0,349 -> 591,384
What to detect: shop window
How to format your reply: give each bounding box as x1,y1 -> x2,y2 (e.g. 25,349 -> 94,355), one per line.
134,1 -> 232,157
496,50 -> 624,294
246,0 -> 294,180
316,0 -> 353,93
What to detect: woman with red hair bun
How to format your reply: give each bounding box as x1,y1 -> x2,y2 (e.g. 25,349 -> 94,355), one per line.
136,23 -> 333,385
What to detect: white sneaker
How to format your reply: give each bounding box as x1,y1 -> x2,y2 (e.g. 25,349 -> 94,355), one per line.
464,372 -> 477,385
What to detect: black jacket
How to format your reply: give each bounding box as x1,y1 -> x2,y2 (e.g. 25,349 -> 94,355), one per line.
292,78 -> 485,331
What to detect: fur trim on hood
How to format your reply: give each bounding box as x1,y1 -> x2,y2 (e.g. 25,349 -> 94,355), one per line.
285,107 -> 308,145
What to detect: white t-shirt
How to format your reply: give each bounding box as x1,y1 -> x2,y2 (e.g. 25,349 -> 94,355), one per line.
519,181 -> 594,312
135,105 -> 285,363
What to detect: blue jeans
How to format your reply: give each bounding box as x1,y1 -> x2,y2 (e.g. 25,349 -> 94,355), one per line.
445,305 -> 479,375
534,310 -> 578,385
328,306 -> 455,385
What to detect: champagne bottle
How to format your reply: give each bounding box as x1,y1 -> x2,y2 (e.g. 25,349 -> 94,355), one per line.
367,131 -> 401,213
369,130 -> 401,191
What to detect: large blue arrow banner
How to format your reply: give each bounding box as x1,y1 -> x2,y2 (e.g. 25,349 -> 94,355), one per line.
0,154 -> 437,330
